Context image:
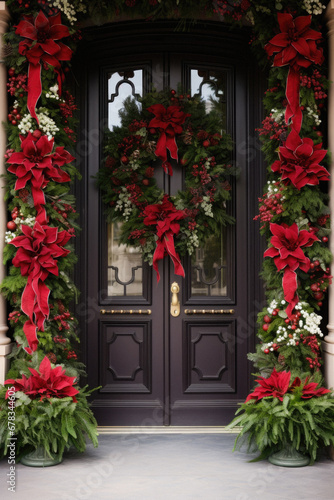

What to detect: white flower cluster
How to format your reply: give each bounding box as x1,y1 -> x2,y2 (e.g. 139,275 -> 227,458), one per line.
115,188 -> 133,221
266,180 -> 286,200
5,216 -> 36,243
306,105 -> 321,126
201,196 -> 213,217
18,108 -> 59,140
261,301 -> 323,353
185,229 -> 199,255
303,0 -> 326,15
270,108 -> 285,124
254,4 -> 271,14
46,84 -> 62,101
267,299 -> 278,315
50,0 -> 86,25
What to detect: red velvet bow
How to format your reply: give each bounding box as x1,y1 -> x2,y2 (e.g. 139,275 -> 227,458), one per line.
147,104 -> 189,175
265,14 -> 323,133
15,11 -> 72,122
271,129 -> 329,190
143,195 -> 186,282
264,223 -> 318,318
10,222 -> 72,353
7,132 -> 73,224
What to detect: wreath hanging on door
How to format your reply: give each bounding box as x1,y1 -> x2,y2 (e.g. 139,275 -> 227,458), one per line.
97,88 -> 237,281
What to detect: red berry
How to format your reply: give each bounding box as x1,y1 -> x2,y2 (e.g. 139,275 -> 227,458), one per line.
180,157 -> 188,166
263,315 -> 271,323
310,263 -> 315,269
310,283 -> 318,292
262,324 -> 269,331
285,318 -> 290,324
32,129 -> 43,139
203,140 -> 210,148
314,260 -> 320,267
12,109 -> 18,115
317,302 -> 323,307
264,348 -> 270,354
272,310 -> 278,316
322,236 -> 329,243
8,68 -> 15,77
11,120 -> 17,126
8,114 -> 12,121
121,156 -> 129,164
291,325 -> 296,330
7,221 -> 17,231
142,179 -> 149,186
149,128 -> 156,134
314,291 -> 324,301
16,114 -> 21,121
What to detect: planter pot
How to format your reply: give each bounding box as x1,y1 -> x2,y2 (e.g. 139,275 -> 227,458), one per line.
21,446 -> 62,467
268,443 -> 310,467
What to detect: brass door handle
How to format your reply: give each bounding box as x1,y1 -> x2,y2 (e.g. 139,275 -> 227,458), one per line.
170,282 -> 180,317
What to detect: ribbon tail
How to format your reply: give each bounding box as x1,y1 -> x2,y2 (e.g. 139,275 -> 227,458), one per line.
285,66 -> 302,134
164,231 -> 185,278
23,319 -> 39,353
21,279 -> 36,322
166,135 -> 178,161
155,132 -> 167,163
283,268 -> 299,319
31,185 -> 47,224
152,239 -> 166,283
27,63 -> 42,123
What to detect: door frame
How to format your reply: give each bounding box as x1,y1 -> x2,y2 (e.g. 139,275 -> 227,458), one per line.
74,19 -> 266,424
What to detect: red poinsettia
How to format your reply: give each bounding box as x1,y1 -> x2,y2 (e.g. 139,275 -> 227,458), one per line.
10,221 -> 72,353
265,14 -> 324,133
15,10 -> 72,122
245,368 -> 291,402
147,104 -> 189,175
264,223 -> 318,317
5,356 -> 79,402
245,368 -> 331,403
7,133 -> 73,223
271,129 -> 329,189
143,195 -> 186,282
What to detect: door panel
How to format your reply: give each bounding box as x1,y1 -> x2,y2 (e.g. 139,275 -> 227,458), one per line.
78,24 -> 263,426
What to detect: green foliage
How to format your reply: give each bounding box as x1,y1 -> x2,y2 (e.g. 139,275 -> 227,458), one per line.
227,391 -> 334,464
98,89 -> 237,263
0,385 -> 98,461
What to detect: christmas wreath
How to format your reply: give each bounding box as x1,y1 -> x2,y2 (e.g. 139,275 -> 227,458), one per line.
97,89 -> 236,282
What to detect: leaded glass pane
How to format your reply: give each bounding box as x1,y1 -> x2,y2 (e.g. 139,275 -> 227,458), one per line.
107,222 -> 143,297
191,227 -> 228,297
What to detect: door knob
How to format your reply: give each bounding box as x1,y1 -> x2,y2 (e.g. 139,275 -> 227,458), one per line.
170,282 -> 180,317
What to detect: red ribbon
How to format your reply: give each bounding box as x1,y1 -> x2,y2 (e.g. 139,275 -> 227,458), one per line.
10,222 -> 72,353
143,195 -> 186,282
285,66 -> 302,134
152,230 -> 185,283
15,11 -> 72,122
147,104 -> 189,175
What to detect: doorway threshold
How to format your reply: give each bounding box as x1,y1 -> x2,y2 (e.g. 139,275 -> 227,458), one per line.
97,426 -> 241,434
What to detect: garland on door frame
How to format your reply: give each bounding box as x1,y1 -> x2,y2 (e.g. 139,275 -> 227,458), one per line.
0,0 -> 331,434
97,89 -> 236,282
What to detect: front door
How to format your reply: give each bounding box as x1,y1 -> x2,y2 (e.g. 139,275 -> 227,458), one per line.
77,23 -> 263,426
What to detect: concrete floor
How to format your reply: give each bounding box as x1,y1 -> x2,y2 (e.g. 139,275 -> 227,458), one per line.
1,432 -> 334,500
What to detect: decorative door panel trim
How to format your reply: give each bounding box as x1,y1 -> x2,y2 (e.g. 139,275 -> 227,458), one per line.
183,320 -> 236,394
99,320 -> 152,394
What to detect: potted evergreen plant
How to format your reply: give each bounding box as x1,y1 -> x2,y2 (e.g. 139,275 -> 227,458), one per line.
0,356 -> 98,466
227,368 -> 334,466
